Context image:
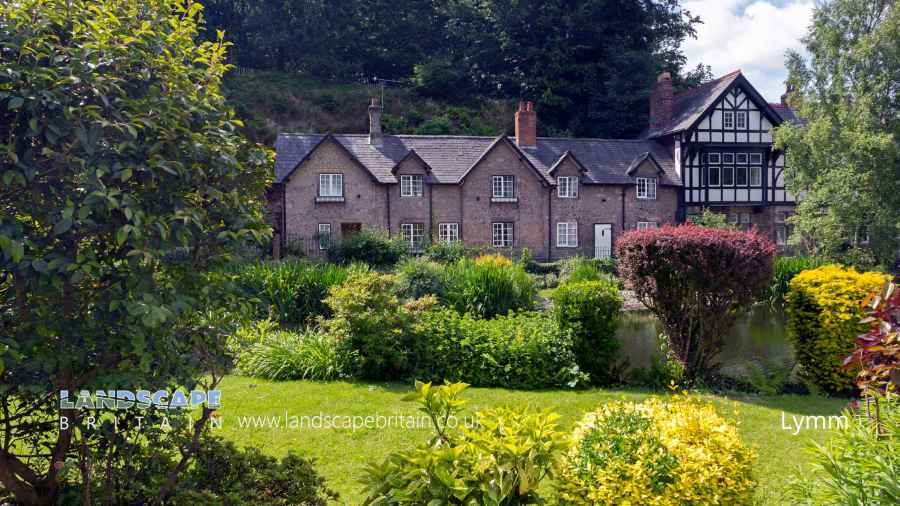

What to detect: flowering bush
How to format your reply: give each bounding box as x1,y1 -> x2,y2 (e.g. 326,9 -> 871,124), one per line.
616,224 -> 775,381
785,265 -> 890,395
556,396 -> 756,505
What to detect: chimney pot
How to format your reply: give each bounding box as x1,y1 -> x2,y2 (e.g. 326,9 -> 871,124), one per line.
368,97 -> 383,147
515,101 -> 537,147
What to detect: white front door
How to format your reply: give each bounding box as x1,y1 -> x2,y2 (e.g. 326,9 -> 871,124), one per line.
594,224 -> 612,259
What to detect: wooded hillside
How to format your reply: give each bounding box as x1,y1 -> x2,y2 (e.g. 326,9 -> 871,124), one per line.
207,0 -> 712,142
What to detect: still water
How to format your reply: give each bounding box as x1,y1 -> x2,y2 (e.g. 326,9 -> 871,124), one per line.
616,305 -> 793,370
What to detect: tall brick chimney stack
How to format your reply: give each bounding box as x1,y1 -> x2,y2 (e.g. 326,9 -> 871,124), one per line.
515,101 -> 537,147
649,72 -> 673,129
368,97 -> 383,147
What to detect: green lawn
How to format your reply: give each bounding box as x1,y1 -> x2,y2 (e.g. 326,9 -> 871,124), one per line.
214,375 -> 847,505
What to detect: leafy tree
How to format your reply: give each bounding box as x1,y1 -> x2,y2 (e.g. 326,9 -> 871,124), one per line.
616,225 -> 775,382
0,0 -> 269,503
774,0 -> 899,268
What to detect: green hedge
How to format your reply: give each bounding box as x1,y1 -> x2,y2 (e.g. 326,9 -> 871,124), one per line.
785,264 -> 890,395
551,279 -> 623,384
412,308 -> 587,389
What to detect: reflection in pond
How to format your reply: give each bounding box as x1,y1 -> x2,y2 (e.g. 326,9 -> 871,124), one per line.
616,305 -> 793,370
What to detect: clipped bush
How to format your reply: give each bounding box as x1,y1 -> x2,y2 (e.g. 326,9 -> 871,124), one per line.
551,280 -> 622,384
237,329 -> 355,381
557,396 -> 756,505
767,255 -> 827,305
228,260 -> 364,325
395,257 -> 449,300
412,308 -> 587,389
444,256 -> 536,318
616,225 -> 775,381
786,396 -> 900,505
326,229 -> 407,267
363,382 -> 564,505
785,265 -> 890,395
322,272 -> 435,379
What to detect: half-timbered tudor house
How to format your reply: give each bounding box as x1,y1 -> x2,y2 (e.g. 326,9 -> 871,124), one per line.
270,70 -> 797,260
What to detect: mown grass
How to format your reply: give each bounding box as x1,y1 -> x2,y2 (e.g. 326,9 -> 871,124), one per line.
214,376 -> 847,505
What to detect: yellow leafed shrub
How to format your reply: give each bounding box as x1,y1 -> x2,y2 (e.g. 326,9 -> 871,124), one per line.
785,264 -> 890,395
556,396 -> 755,506
473,253 -> 513,267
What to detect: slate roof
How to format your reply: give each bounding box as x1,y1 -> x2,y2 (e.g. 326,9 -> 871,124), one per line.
770,103 -> 800,124
644,70 -> 743,138
274,134 -> 680,186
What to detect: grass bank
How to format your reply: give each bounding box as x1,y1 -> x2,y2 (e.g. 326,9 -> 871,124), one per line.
214,375 -> 847,505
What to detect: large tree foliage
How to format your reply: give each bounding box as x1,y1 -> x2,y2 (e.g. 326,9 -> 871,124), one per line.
774,0 -> 899,268
0,0 -> 269,503
202,0 -> 705,137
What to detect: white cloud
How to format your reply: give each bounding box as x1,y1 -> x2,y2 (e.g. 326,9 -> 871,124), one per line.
682,0 -> 814,102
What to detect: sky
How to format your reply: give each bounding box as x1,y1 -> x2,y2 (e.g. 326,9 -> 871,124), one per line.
681,0 -> 815,102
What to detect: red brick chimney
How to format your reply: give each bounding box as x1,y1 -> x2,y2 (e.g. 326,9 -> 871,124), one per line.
515,101 -> 536,147
649,72 -> 673,129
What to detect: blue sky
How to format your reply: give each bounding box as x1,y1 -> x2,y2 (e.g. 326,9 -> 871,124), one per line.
682,0 -> 814,102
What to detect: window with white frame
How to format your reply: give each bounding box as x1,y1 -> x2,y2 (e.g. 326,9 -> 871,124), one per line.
556,222 -> 578,247
749,166 -> 762,186
749,153 -> 763,164
708,165 -> 721,186
735,166 -> 748,186
492,222 -> 514,248
400,175 -> 423,197
318,173 -> 343,198
636,221 -> 657,231
317,223 -> 331,249
722,165 -> 734,186
735,111 -> 747,129
400,223 -> 425,252
438,223 -> 459,243
557,176 -> 578,198
723,111 -> 734,129
775,211 -> 794,246
636,177 -> 657,199
491,175 -> 515,199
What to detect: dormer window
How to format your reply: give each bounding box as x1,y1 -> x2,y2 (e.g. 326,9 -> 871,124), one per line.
557,176 -> 578,198
636,177 -> 657,200
317,173 -> 344,202
723,111 -> 734,129
400,175 -> 423,197
491,175 -> 516,202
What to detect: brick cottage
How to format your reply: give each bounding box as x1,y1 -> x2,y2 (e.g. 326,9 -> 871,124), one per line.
270,70 -> 797,260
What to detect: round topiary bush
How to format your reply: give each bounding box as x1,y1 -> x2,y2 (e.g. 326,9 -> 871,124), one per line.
785,264 -> 890,395
556,396 -> 756,505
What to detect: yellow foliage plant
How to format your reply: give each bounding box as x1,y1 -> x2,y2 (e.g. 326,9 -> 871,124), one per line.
556,395 -> 756,506
785,264 -> 890,395
473,253 -> 513,268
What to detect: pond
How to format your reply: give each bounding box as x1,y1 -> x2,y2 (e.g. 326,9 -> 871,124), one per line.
616,304 -> 794,371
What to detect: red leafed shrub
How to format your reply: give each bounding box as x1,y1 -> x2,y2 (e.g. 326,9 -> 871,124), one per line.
845,279 -> 900,394
616,224 -> 775,381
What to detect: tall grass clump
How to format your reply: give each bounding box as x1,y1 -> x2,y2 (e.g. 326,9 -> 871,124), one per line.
444,256 -> 535,318
228,259 -> 366,325
238,328 -> 355,381
767,255 -> 827,305
559,256 -> 617,284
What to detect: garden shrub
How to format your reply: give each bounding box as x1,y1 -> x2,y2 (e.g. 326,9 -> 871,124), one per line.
363,381 -> 564,505
237,328 -> 355,381
395,257 -> 449,300
616,225 -> 775,381
550,280 -> 622,384
423,240 -> 473,263
559,256 -> 616,283
557,395 -> 756,505
412,308 -> 587,389
322,272 -> 435,379
786,265 -> 891,395
326,229 -> 407,267
444,256 -> 536,318
229,259 -> 364,325
786,395 -> 900,505
767,255 -> 827,305
846,278 -> 899,394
